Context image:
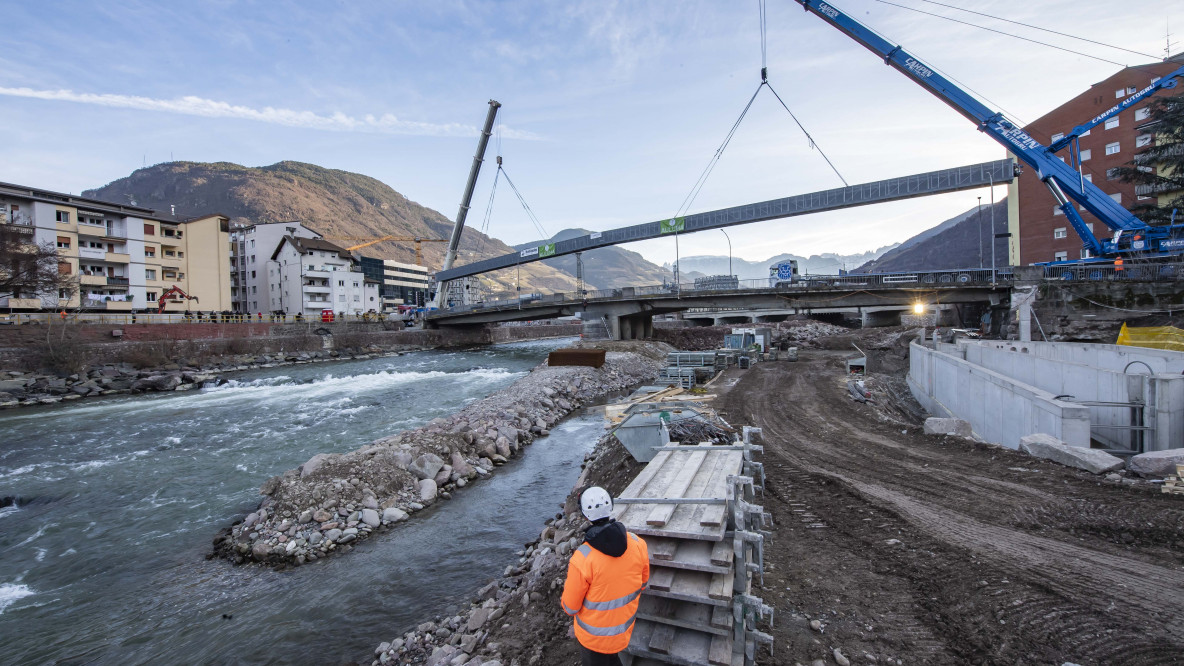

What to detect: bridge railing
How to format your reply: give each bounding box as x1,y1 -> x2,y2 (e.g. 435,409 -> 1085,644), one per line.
434,267 -> 1010,316
1042,262 -> 1184,282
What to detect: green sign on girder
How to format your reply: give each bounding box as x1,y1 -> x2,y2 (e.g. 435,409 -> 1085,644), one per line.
660,217 -> 685,234
538,243 -> 557,258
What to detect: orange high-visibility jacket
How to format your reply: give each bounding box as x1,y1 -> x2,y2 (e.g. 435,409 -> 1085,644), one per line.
560,529 -> 650,653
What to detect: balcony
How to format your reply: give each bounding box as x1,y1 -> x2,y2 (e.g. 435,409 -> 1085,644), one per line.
76,223 -> 108,237
303,284 -> 330,293
104,301 -> 133,312
159,254 -> 184,265
80,274 -> 106,286
105,252 -> 130,263
108,276 -> 130,285
79,247 -> 106,260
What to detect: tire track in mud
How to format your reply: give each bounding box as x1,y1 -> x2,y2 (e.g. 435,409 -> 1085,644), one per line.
726,356 -> 1184,664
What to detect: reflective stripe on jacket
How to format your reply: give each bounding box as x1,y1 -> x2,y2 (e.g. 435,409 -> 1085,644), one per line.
560,530 -> 649,653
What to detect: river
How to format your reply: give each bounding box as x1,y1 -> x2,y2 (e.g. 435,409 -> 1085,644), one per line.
0,338 -> 597,665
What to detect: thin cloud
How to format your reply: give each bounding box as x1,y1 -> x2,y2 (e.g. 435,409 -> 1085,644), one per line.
0,86 -> 541,140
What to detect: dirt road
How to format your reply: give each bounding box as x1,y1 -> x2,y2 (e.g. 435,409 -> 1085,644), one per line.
719,353 -> 1184,665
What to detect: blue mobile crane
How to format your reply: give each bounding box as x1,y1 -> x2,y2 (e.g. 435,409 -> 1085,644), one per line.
792,0 -> 1184,262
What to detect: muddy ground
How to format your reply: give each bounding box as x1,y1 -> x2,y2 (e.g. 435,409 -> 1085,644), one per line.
722,353 -> 1184,666
397,340 -> 1184,666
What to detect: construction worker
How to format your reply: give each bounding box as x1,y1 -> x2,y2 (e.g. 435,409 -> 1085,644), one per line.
1115,257 -> 1124,273
561,486 -> 649,666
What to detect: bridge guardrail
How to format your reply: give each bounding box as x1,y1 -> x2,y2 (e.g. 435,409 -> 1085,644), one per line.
1042,262 -> 1184,282
433,268 -> 1011,317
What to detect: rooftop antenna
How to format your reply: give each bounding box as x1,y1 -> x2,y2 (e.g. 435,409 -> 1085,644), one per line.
1167,19 -> 1180,60
170,205 -> 176,216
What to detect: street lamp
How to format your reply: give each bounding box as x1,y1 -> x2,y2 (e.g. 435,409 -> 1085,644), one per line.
719,229 -> 733,278
977,196 -> 983,269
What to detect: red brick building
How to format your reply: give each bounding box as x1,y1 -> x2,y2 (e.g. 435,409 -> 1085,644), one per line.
1009,56 -> 1184,265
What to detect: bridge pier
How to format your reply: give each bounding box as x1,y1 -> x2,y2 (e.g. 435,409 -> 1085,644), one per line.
583,305 -> 655,341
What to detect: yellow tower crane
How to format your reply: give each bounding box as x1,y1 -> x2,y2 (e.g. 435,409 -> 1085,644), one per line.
321,236 -> 447,266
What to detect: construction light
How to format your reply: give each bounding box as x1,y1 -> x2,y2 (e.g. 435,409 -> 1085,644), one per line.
912,302 -> 925,315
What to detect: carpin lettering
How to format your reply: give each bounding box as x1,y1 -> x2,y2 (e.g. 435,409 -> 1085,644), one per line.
903,58 -> 933,79
818,3 -> 840,19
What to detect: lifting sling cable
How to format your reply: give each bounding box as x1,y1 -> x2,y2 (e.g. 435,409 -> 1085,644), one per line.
476,165 -> 502,253
671,0 -> 847,220
500,167 -> 550,241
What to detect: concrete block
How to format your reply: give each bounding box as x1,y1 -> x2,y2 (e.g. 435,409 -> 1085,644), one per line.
923,417 -> 972,437
1019,433 -> 1124,475
1127,448 -> 1184,478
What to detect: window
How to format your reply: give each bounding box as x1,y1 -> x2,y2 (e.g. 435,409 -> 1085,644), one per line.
144,248 -> 155,257
1054,251 -> 1068,261
1105,141 -> 1120,155
1050,132 -> 1064,142
1127,86 -> 1137,95
177,251 -> 184,258
144,223 -> 155,235
1081,248 -> 1092,259
1053,206 -> 1064,216
1136,134 -> 1152,147
57,236 -> 71,249
146,291 -> 157,301
251,271 -> 256,278
1086,223 -> 1094,232
1104,117 -> 1119,130
55,211 -> 71,223
1106,167 -> 1120,180
337,294 -> 346,302
250,239 -> 255,248
59,289 -> 69,299
1054,227 -> 1067,239
352,282 -> 359,288
337,280 -> 345,286
1081,129 -> 1090,137
1079,149 -> 1091,161
58,262 -> 71,275
250,255 -> 255,264
1135,107 -> 1151,121
145,269 -> 157,280
1084,174 -> 1092,182
1110,193 -> 1122,203
1115,88 -> 1126,98
252,286 -> 257,294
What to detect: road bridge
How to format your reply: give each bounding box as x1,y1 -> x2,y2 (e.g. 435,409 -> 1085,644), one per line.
427,269 -> 1009,339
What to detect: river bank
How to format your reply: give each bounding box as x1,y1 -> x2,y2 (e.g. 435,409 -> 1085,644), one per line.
0,340 -> 611,665
213,342 -> 671,569
0,323 -> 581,411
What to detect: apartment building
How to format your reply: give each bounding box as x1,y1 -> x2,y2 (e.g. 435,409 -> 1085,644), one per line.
268,236 -> 380,316
0,181 -> 231,311
1009,55 -> 1184,264
229,221 -> 322,314
356,256 -> 432,311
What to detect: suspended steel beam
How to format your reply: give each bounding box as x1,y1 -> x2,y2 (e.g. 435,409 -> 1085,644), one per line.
435,158 -> 1015,282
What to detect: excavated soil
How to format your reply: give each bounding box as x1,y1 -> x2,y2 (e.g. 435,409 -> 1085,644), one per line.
401,346 -> 1184,666
722,352 -> 1184,665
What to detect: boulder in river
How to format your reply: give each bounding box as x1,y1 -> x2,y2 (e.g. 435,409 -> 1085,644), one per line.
419,479 -> 438,502
408,453 -> 444,480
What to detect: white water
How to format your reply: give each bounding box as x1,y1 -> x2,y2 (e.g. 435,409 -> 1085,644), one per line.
0,338 -> 600,664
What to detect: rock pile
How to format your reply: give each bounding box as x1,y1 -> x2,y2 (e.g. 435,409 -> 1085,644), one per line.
0,366 -> 219,407
773,320 -> 849,345
213,348 -> 664,568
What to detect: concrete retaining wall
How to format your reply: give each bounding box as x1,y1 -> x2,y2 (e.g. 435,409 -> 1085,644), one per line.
908,341 -> 1092,450
958,340 -> 1184,452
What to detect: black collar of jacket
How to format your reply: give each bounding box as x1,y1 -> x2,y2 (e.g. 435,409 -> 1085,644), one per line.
584,519 -> 628,557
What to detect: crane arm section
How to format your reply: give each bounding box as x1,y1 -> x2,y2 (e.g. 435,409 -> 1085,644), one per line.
793,0 -> 1180,256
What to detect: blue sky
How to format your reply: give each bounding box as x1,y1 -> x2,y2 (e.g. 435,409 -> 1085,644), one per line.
2,0 -> 1181,266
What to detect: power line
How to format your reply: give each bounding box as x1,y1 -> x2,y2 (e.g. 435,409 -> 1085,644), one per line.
872,0 -> 1128,67
916,0 -> 1159,60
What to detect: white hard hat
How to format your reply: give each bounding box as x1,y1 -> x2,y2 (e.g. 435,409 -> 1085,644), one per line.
580,486 -> 613,522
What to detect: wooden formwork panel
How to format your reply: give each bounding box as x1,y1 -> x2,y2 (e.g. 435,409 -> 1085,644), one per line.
625,619 -> 740,666
615,446 -> 743,542
645,566 -> 732,606
645,536 -> 733,575
637,595 -> 733,637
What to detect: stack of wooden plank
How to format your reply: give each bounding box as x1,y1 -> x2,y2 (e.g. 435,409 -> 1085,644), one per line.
1162,464 -> 1184,495
614,440 -> 769,666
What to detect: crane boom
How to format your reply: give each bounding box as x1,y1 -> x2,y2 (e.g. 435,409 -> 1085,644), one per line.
793,0 -> 1184,258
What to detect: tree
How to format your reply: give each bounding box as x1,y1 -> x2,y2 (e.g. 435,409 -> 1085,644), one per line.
0,224 -> 78,304
1115,92 -> 1184,225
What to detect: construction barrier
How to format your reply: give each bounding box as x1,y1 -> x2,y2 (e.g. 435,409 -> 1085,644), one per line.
1116,323 -> 1184,352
